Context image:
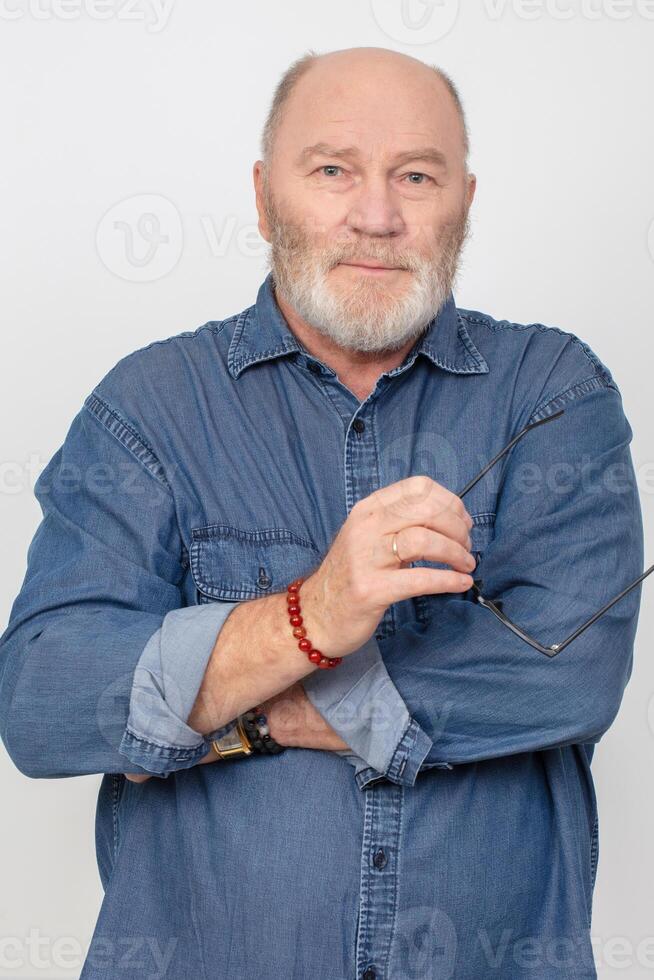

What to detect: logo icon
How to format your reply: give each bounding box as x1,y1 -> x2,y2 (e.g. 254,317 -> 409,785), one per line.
370,0 -> 460,44
96,193 -> 183,282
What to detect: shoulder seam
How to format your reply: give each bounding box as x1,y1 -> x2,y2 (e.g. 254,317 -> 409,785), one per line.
101,316 -> 237,375
529,374 -> 616,423
458,311 -> 616,387
83,391 -> 172,491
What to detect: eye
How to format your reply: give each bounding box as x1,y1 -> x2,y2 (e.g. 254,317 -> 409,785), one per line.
317,165 -> 344,177
404,172 -> 432,185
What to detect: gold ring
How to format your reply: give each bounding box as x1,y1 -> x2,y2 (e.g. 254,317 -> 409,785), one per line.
391,532 -> 404,566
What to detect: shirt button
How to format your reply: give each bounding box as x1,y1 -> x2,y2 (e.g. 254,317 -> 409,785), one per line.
363,968 -> 377,980
352,418 -> 365,433
372,847 -> 387,870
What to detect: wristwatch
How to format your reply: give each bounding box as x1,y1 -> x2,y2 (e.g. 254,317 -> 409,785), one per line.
210,717 -> 253,760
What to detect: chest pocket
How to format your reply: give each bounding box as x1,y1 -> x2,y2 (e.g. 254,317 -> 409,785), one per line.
190,524 -> 323,603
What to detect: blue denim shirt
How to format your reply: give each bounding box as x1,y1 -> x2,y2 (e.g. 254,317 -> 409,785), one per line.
0,272 -> 643,979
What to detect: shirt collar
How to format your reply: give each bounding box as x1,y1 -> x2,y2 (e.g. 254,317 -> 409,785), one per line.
227,271 -> 489,380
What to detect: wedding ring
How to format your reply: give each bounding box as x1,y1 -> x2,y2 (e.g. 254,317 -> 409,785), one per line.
391,531 -> 404,566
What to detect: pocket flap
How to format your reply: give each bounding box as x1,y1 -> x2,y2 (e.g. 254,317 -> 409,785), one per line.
190,524 -> 322,601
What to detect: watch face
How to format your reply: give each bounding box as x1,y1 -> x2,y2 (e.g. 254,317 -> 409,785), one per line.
212,720 -> 253,758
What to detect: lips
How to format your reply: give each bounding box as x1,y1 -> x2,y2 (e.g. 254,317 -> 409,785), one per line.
340,261 -> 399,270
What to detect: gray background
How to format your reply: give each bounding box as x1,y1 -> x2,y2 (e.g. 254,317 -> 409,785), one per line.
1,0 -> 653,976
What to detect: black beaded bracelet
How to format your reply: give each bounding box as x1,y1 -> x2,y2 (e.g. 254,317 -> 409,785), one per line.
240,707 -> 286,755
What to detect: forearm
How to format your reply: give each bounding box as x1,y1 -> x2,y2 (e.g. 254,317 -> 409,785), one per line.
187,581 -> 329,735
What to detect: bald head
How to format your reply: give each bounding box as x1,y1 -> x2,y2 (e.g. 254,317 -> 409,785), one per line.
261,46 -> 470,174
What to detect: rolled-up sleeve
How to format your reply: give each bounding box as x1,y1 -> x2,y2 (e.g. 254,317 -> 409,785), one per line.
119,602 -> 241,775
0,390 -> 238,779
302,636 -> 433,788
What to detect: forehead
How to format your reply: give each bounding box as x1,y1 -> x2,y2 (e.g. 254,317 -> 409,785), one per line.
276,60 -> 463,160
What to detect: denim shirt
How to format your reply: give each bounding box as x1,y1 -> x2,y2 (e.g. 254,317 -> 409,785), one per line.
0,272 -> 643,979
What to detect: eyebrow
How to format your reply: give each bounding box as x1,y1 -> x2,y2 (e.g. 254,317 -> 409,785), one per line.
297,142 -> 448,170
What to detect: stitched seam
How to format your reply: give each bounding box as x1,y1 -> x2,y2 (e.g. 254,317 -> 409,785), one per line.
233,340 -> 300,373
85,391 -> 160,460
458,310 -> 617,386
191,523 -> 319,552
529,374 -> 613,423
110,773 -> 123,864
385,715 -> 414,781
123,727 -> 205,755
472,512 -> 496,527
455,313 -> 488,368
385,784 -> 405,975
83,392 -> 172,490
590,811 -> 599,890
104,317 -> 234,365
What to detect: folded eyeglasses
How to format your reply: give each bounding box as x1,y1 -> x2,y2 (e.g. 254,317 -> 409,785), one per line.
456,409 -> 653,657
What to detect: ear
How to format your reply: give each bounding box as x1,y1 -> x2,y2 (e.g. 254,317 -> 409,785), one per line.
465,171 -> 477,210
253,160 -> 272,243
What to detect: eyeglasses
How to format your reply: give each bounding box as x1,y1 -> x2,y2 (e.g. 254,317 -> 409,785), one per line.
456,409 -> 653,657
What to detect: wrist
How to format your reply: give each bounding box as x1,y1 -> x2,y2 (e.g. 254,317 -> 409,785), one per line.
293,572 -> 342,661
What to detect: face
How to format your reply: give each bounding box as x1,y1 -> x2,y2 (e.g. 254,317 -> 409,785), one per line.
254,51 -> 476,355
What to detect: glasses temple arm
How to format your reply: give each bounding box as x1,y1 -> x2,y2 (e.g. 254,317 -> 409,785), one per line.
457,409 -> 565,499
459,407 -> 651,656
551,563 -> 654,653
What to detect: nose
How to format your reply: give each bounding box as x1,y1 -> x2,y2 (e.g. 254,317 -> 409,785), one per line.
345,177 -> 405,238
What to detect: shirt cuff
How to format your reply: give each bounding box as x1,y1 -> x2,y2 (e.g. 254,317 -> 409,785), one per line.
301,636 -> 434,789
118,601 -> 241,776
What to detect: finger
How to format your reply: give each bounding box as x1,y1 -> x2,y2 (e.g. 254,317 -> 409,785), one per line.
370,477 -> 474,549
373,475 -> 472,526
388,526 -> 477,574
376,566 -> 474,606
124,772 -> 151,783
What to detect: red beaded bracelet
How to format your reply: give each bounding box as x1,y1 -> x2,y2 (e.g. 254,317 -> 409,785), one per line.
286,578 -> 342,670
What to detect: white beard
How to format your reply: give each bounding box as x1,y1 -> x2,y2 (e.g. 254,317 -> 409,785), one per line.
265,205 -> 470,355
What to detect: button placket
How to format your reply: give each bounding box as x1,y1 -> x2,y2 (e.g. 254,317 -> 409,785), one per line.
356,782 -> 403,979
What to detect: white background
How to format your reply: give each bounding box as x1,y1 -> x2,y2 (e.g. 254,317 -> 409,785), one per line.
1,1 -> 653,976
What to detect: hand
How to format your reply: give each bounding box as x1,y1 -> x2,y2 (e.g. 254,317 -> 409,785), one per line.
299,475 -> 476,661
260,679 -> 350,751
123,681 -> 349,783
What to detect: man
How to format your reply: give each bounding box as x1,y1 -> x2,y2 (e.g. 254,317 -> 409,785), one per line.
0,46 -> 644,980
